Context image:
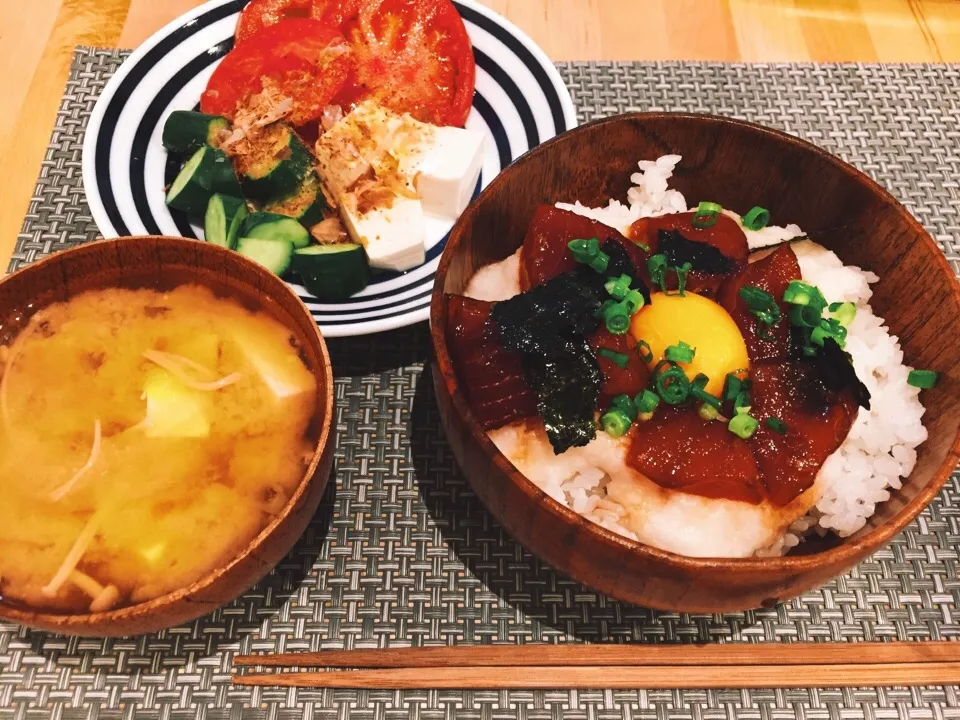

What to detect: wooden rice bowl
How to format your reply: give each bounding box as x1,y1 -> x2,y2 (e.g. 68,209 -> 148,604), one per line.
429,113 -> 960,613
0,237 -> 335,636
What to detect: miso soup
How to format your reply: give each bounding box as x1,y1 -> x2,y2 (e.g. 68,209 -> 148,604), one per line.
0,284 -> 319,613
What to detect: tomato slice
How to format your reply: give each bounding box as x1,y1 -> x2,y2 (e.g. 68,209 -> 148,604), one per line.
201,19 -> 352,126
333,0 -> 476,126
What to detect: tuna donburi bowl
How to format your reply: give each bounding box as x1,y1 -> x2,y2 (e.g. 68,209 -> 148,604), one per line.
430,113 -> 960,612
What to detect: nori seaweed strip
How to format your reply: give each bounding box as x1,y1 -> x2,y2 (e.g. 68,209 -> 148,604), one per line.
491,273 -> 604,453
808,337 -> 871,410
658,228 -> 737,274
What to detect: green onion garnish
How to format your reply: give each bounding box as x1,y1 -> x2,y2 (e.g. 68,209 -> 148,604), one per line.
623,289 -> 645,315
654,362 -> 691,405
568,237 -> 599,262
665,340 -> 695,364
647,254 -> 668,293
723,373 -> 742,403
610,393 -> 639,421
783,280 -> 826,308
766,417 -> 788,434
604,274 -> 633,300
690,375 -> 721,410
635,389 -> 660,414
691,201 -> 722,229
601,408 -> 633,438
741,206 -> 770,231
602,301 -> 631,334
789,303 -> 822,329
635,242 -> 651,252
588,250 -> 610,273
635,339 -> 654,364
698,403 -> 720,421
907,369 -> 939,389
598,348 -> 630,369
734,389 -> 751,414
829,301 -> 857,327
739,285 -> 781,336
673,261 -> 693,296
728,413 -> 759,439
811,318 -> 847,348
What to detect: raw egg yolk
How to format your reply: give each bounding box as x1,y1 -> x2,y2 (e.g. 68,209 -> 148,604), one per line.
629,292 -> 749,396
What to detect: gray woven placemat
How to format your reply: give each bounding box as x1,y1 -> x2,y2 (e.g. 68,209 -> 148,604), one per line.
2,48 -> 960,719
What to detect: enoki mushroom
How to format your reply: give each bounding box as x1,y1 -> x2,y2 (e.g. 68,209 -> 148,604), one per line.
49,419 -> 102,502
40,514 -> 100,599
68,570 -> 119,613
142,349 -> 241,391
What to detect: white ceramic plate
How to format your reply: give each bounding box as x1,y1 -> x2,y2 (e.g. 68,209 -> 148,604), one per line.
81,0 -> 577,337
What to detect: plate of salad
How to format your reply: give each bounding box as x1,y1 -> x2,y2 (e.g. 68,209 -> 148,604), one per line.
81,0 -> 577,337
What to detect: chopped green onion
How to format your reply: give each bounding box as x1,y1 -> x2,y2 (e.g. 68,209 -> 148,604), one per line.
723,373 -> 742,403
601,408 -> 633,438
602,301 -> 631,334
588,250 -> 610,273
728,413 -> 759,439
635,389 -> 660,414
907,369 -> 939,389
811,318 -> 847,348
623,289 -> 645,315
568,237 -> 599,262
783,280 -> 826,308
673,261 -> 693,296
829,301 -> 857,327
665,340 -> 696,364
734,390 -> 751,414
741,206 -> 770,231
604,274 -> 633,300
635,242 -> 651,252
635,339 -> 654,364
692,201 -> 723,229
802,345 -> 818,357
610,393 -> 638,420
766,417 -> 788,434
699,403 -> 720,421
789,303 -> 822,329
647,254 -> 668,292
740,285 -> 776,312
654,362 -> 691,405
598,348 -> 630,369
689,375 -> 721,410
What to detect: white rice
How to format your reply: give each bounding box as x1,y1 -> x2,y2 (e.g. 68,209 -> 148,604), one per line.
468,156 -> 928,557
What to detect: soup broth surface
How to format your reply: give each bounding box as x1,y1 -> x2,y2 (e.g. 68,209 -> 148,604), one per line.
0,284 -> 318,613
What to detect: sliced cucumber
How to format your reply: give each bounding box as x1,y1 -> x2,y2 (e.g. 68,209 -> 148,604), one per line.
162,110 -> 229,155
166,146 -> 216,215
209,149 -> 243,196
236,236 -> 294,276
234,124 -> 311,203
264,172 -> 328,229
292,243 -> 369,301
204,194 -> 248,250
166,146 -> 243,216
242,212 -> 310,249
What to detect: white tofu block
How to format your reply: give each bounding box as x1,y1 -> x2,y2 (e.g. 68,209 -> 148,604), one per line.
413,126 -> 484,219
341,196 -> 427,272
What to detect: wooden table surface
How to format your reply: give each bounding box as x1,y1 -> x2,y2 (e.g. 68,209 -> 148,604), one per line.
2,0 -> 960,266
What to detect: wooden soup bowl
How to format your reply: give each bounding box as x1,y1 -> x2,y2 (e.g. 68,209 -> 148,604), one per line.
430,113 -> 960,613
0,237 -> 335,636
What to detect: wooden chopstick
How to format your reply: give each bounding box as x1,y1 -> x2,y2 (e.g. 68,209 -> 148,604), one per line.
233,662 -> 960,689
234,640 -> 960,668
232,642 -> 960,689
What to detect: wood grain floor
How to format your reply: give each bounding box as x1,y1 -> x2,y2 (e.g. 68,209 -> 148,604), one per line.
2,0 -> 960,265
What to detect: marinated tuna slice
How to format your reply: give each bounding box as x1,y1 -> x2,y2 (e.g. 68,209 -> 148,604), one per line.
628,212 -> 749,295
627,407 -> 764,505
716,244 -> 801,362
446,295 -> 538,430
589,328 -> 651,407
520,206 -> 647,290
748,362 -> 858,506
